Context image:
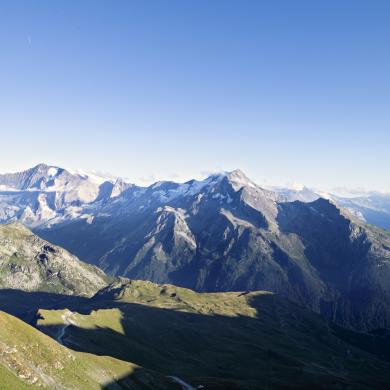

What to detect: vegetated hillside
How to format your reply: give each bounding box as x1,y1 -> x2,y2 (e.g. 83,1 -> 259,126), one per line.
0,222 -> 109,296
0,310 -> 178,389
37,279 -> 390,389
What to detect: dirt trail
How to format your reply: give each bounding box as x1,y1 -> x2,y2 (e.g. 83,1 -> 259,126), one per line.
57,311 -> 75,345
167,375 -> 197,390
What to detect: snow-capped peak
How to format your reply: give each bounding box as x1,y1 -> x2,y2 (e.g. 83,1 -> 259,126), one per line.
65,167 -> 118,185
47,167 -> 59,177
225,169 -> 257,190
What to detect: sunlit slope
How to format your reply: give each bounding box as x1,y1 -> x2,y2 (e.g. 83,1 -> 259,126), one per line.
0,310 -> 178,389
0,222 -> 109,296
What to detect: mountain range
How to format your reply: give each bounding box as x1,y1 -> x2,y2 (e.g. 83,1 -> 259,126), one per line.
1,166 -> 390,387
1,164 -> 390,332
2,163 -> 390,229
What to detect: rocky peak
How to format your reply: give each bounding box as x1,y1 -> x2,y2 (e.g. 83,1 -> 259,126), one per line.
110,178 -> 133,198
224,169 -> 258,191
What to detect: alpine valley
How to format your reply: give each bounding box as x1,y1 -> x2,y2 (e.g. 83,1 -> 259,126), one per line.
0,164 -> 390,388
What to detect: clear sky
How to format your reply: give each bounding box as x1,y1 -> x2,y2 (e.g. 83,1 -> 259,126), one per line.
0,1 -> 389,191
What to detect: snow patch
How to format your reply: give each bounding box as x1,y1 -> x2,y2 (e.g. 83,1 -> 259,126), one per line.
47,167 -> 58,177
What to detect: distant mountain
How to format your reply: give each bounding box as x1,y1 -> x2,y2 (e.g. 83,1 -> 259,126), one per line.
272,184 -> 321,203
0,163 -> 128,227
273,185 -> 390,231
0,222 -> 109,296
1,163 -> 389,231
36,279 -> 390,389
334,193 -> 390,231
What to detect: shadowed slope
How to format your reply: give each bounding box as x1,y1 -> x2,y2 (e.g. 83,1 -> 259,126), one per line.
37,280 -> 390,389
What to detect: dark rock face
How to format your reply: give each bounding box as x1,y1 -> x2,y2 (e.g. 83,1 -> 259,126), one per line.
277,199 -> 390,330
35,171 -> 390,331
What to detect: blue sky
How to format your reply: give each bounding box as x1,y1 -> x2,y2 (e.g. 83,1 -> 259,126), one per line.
0,1 -> 389,190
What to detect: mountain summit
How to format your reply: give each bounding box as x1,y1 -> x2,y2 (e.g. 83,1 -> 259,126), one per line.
0,163 -> 63,190
0,164 -> 128,227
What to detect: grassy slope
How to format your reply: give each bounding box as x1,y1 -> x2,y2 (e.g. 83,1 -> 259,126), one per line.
38,280 -> 390,389
0,310 -> 178,389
